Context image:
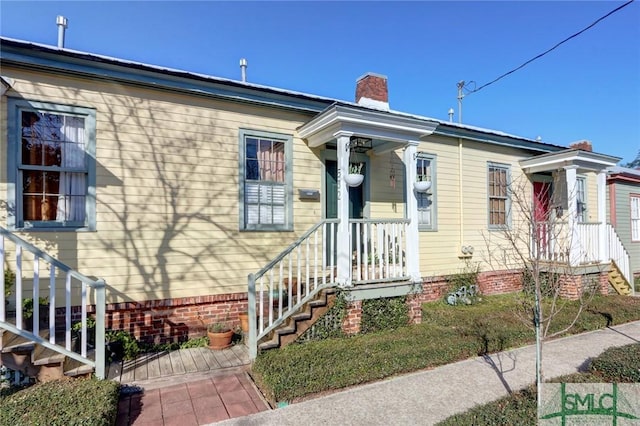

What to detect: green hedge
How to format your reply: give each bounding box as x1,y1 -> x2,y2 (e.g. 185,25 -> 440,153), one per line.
253,294 -> 640,404
590,344 -> 640,382
0,378 -> 120,426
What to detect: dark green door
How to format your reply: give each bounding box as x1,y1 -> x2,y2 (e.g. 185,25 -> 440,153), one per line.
326,160 -> 364,262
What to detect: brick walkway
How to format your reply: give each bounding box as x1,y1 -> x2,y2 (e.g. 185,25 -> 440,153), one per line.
116,372 -> 269,425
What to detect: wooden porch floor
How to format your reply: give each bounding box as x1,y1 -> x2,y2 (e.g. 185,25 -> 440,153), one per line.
107,344 -> 250,387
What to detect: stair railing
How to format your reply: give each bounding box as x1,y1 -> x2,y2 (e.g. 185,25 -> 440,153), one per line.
0,227 -> 106,378
605,224 -> 633,293
248,219 -> 339,359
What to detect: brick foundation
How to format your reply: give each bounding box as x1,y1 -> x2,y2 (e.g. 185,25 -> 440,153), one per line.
558,271 -> 610,300
342,300 -> 362,335
57,293 -> 249,345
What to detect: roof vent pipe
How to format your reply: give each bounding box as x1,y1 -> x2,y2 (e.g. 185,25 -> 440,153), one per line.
56,15 -> 68,48
239,58 -> 247,82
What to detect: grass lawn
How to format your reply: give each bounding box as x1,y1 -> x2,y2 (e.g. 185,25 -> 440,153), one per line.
252,293 -> 640,405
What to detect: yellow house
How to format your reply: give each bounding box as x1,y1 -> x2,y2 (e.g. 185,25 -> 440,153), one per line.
0,37 -> 630,373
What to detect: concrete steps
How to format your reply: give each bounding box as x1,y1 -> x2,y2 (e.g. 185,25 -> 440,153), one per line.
258,287 -> 337,351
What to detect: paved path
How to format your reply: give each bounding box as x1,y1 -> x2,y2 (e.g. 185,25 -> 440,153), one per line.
215,321 -> 640,425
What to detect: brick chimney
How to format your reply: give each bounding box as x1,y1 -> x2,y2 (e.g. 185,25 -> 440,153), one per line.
355,73 -> 389,111
569,140 -> 592,152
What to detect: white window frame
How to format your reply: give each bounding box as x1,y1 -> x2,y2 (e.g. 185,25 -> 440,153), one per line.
576,176 -> 587,222
487,162 -> 511,230
416,153 -> 437,231
7,98 -> 96,231
238,129 -> 293,231
631,194 -> 640,242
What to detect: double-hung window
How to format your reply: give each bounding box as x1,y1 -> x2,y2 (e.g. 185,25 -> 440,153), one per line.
7,99 -> 96,230
631,195 -> 640,242
239,129 -> 292,231
416,153 -> 436,230
488,163 -> 511,229
576,176 -> 587,222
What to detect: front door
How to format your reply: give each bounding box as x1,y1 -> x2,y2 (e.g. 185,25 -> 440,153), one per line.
533,181 -> 552,258
325,160 -> 364,261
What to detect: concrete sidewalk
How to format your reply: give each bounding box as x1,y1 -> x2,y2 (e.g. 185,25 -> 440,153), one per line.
216,321 -> 640,425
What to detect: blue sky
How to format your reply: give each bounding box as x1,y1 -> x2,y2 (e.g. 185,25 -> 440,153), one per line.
2,1 -> 639,164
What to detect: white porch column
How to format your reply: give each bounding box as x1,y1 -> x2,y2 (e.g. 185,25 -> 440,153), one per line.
597,169 -> 608,263
403,142 -> 421,282
565,165 -> 579,265
335,132 -> 353,287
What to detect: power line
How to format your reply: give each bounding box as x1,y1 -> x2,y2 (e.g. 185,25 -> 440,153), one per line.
469,0 -> 635,95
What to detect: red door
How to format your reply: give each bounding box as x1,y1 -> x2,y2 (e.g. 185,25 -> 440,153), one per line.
533,182 -> 551,258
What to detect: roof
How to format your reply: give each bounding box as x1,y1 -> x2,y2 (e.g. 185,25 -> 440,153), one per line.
608,166 -> 640,184
0,36 -> 586,155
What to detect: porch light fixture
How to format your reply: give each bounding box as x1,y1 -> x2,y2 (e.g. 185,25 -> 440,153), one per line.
349,136 -> 373,153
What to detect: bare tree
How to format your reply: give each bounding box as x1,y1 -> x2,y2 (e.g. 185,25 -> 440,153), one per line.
483,174 -> 603,414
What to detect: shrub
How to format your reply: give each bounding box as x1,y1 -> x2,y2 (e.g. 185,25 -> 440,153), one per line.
360,296 -> 408,333
0,378 -> 119,426
589,343 -> 640,382
106,330 -> 140,361
436,386 -> 537,426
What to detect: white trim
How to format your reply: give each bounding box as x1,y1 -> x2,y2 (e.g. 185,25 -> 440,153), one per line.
520,149 -> 618,174
299,105 -> 438,149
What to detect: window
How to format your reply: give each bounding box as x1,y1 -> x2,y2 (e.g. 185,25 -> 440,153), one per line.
239,129 -> 292,231
7,99 -> 96,230
631,195 -> 640,242
416,153 -> 436,230
488,163 -> 510,228
576,176 -> 587,222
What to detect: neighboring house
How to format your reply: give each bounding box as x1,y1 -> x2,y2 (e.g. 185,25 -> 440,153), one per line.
0,37 -> 631,373
608,166 -> 640,279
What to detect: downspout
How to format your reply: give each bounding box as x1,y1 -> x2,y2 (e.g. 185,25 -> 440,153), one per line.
458,138 -> 464,250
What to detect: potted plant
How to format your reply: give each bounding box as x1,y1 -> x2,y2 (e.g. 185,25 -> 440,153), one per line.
238,311 -> 249,334
345,162 -> 364,187
22,297 -> 49,330
71,316 -> 96,351
207,322 -> 234,350
414,174 -> 432,193
4,266 -> 15,300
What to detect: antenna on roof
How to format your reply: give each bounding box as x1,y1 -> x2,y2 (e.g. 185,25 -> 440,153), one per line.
240,58 -> 247,82
56,15 -> 68,49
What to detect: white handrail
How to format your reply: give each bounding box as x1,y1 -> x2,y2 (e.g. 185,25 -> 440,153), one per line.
0,227 -> 106,379
248,219 -> 339,359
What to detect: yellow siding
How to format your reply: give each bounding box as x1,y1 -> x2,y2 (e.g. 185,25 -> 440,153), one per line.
1,67 -> 323,303
417,137 -> 533,277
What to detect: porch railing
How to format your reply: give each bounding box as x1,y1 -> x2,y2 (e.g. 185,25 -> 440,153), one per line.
0,227 -> 106,379
350,219 -> 410,284
605,223 -> 632,289
576,222 -> 601,264
248,219 -> 339,359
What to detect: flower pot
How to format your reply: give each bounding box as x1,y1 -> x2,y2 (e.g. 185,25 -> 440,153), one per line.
414,181 -> 432,192
208,329 -> 234,350
238,312 -> 249,334
344,173 -> 364,187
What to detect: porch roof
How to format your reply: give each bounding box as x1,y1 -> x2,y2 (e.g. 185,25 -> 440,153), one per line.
520,149 -> 620,174
297,104 -> 439,153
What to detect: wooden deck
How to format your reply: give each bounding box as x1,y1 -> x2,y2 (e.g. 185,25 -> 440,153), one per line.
107,344 -> 250,386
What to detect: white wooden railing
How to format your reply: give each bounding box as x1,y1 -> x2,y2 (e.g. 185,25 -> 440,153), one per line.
531,221 -> 633,293
531,221 -> 567,262
350,219 -> 410,284
605,223 -> 633,289
0,227 -> 106,379
576,222 -> 601,264
248,219 -> 339,359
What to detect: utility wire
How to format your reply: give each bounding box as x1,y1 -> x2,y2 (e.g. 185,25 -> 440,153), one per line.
469,0 -> 635,95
